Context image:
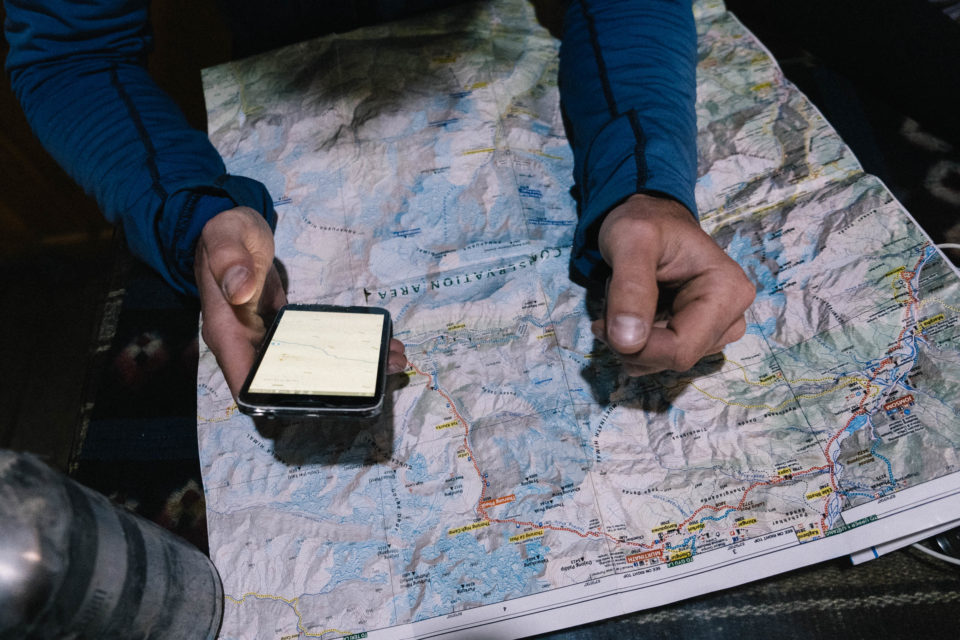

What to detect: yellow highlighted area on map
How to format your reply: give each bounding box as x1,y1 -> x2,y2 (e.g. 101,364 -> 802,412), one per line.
884,266 -> 906,278
449,521 -> 490,536
796,529 -> 821,541
805,487 -> 834,500
510,529 -> 544,543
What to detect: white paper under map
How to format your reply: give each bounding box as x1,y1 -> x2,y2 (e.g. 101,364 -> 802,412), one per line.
197,1 -> 960,638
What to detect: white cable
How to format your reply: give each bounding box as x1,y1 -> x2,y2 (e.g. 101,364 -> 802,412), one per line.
911,542 -> 960,567
935,243 -> 960,251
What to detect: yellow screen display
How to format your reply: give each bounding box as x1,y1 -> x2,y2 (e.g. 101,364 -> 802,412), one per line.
248,310 -> 384,396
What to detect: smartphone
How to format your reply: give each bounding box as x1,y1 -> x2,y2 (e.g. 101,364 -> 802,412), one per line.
237,304 -> 392,418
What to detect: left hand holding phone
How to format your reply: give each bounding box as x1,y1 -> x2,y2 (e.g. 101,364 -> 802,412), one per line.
195,207 -> 288,399
194,207 -> 408,400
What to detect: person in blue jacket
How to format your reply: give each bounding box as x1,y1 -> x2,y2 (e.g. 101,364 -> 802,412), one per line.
4,0 -> 754,398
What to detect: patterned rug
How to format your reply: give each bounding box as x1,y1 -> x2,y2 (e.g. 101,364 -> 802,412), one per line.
70,254 -> 208,552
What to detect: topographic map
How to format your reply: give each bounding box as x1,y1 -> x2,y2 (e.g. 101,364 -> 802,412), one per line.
198,1 -> 960,638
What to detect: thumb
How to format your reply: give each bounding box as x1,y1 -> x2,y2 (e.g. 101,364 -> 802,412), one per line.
603,253 -> 659,354
200,208 -> 274,306
211,252 -> 257,306
600,220 -> 661,355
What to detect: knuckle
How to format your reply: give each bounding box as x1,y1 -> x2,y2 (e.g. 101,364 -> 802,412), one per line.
671,348 -> 701,372
727,272 -> 756,310
730,324 -> 747,343
740,276 -> 757,305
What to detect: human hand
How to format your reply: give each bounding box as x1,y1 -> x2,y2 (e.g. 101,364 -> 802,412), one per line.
592,194 -> 755,376
195,206 -> 287,398
195,207 -> 408,399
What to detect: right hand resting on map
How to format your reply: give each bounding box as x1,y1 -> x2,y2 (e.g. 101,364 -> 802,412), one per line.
195,206 -> 408,399
592,194 -> 755,376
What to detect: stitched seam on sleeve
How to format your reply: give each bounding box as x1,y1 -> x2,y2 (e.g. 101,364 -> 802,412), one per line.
174,190 -> 202,272
108,65 -> 167,201
577,0 -> 618,118
627,109 -> 648,189
110,63 -> 179,282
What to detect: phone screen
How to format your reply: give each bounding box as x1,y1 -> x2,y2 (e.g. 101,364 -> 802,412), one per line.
248,309 -> 384,396
238,305 -> 391,416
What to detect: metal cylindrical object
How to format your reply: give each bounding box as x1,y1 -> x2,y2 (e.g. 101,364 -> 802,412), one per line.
0,450 -> 222,639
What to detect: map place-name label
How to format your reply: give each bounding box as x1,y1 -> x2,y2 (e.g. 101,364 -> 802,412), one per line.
920,314 -> 945,330
651,522 -> 678,534
824,514 -> 878,537
436,420 -> 460,431
796,528 -> 821,541
884,395 -> 915,412
667,552 -> 694,568
448,521 -> 490,536
626,550 -> 663,563
687,522 -> 705,532
805,487 -> 833,500
883,266 -> 906,278
480,495 -> 515,508
509,529 -> 544,543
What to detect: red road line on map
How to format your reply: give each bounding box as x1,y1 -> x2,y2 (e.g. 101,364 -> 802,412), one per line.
412,355 -> 858,549
410,359 -> 832,550
818,246 -> 928,532
410,244 -> 928,545
676,465 -> 822,532
408,362 -> 490,513
408,360 -> 666,549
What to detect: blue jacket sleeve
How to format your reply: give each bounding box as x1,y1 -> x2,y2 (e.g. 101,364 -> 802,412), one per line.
559,0 -> 698,285
4,0 -> 276,296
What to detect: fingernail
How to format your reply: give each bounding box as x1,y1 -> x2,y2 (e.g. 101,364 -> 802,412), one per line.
608,315 -> 648,346
222,265 -> 250,300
